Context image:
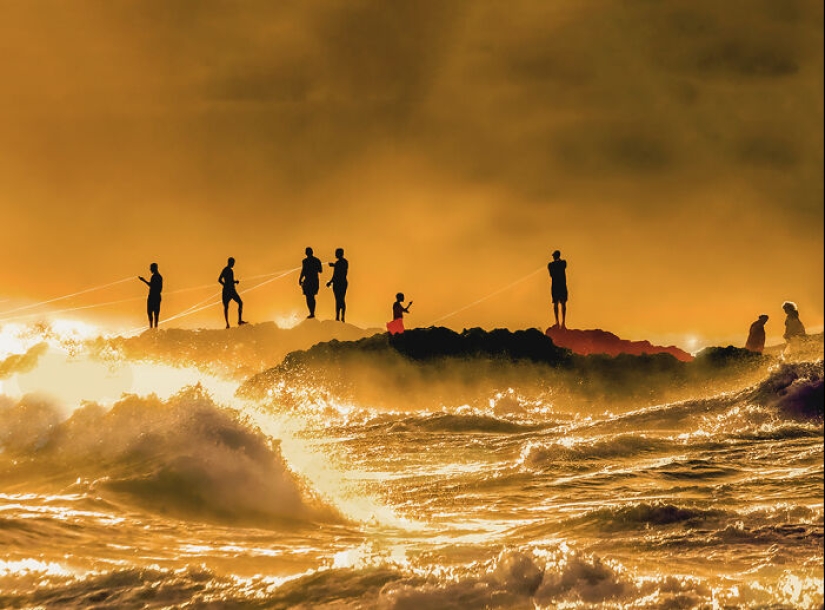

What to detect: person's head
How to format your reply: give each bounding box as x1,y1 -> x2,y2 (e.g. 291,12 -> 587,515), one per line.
335,248 -> 344,259
758,314 -> 769,324
149,262 -> 158,273
552,250 -> 561,260
305,247 -> 313,256
782,301 -> 798,315
396,292 -> 404,302
228,257 -> 235,267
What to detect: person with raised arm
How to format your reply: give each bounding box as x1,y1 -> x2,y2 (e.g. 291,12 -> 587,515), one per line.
138,262 -> 163,329
387,292 -> 412,335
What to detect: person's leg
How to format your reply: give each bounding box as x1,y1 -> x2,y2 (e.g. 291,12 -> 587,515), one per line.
147,302 -> 153,329
561,302 -> 567,328
236,295 -> 245,324
152,307 -> 159,328
553,301 -> 560,327
223,301 -> 230,328
308,295 -> 316,318
334,288 -> 345,322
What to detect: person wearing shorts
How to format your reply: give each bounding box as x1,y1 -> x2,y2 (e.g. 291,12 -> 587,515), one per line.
138,262 -> 163,329
219,257 -> 246,328
299,247 -> 323,318
326,247 -> 349,322
548,249 -> 568,328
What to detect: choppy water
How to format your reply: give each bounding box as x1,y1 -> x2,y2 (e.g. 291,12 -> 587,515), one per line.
0,322 -> 822,609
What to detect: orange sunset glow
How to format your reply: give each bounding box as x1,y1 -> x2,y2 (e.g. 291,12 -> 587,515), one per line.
0,4 -> 823,608
0,1 -> 821,349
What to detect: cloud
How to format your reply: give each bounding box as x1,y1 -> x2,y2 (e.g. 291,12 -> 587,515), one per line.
0,0 -> 821,340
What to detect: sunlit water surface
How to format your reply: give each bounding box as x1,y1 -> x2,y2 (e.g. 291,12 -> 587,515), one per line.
0,322 -> 822,609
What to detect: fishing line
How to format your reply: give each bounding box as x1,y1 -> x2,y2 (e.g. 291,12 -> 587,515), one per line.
429,266 -> 545,325
236,267 -> 299,295
161,268 -> 299,324
0,295 -> 147,323
0,276 -> 134,316
124,267 -> 300,334
0,282 -> 222,324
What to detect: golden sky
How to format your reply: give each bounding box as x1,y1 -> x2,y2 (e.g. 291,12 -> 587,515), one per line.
0,1 -> 822,348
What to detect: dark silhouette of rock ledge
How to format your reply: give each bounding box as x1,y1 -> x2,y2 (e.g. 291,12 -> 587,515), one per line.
239,326 -> 780,413
546,326 -> 693,362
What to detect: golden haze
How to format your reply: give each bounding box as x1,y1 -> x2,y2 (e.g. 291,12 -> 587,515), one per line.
0,1 -> 822,349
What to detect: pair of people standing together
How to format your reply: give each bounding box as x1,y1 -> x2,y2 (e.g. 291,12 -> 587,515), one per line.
219,248 -> 349,328
220,248 -> 349,328
299,247 -> 349,322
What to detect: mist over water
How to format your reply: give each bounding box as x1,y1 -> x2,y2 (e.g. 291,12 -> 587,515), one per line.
0,321 -> 822,608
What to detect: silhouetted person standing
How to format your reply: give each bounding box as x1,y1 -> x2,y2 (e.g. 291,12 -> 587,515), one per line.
219,257 -> 246,328
387,292 -> 412,334
548,250 -> 568,328
745,314 -> 769,353
138,262 -> 163,329
782,301 -> 806,341
326,248 -> 349,322
299,247 -> 323,318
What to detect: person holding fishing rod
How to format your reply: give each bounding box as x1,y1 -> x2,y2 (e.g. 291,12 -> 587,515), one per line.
138,262 -> 163,329
218,257 -> 247,328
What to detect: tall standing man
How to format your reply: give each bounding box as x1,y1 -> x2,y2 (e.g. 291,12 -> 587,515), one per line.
219,257 -> 247,328
548,250 -> 568,328
299,247 -> 323,319
326,248 -> 349,322
138,262 -> 163,329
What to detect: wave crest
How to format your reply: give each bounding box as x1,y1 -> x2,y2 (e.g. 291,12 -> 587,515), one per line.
0,387 -> 341,526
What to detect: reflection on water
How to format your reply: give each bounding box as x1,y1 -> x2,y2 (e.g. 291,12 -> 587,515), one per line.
0,321 -> 822,608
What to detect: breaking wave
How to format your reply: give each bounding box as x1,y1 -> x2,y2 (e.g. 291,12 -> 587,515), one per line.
0,387 -> 341,526
3,545 -> 819,609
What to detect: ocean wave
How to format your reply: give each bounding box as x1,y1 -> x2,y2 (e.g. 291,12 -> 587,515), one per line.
267,546 -> 819,608
518,434 -> 670,470
559,502 -> 730,532
0,387 -> 341,526
2,544 -> 821,609
0,564 -> 224,609
0,342 -> 48,379
748,361 -> 824,420
380,412 -> 551,435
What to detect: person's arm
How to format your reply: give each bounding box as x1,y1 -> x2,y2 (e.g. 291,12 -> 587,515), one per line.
404,301 -> 413,313
218,270 -> 226,287
138,276 -> 150,287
